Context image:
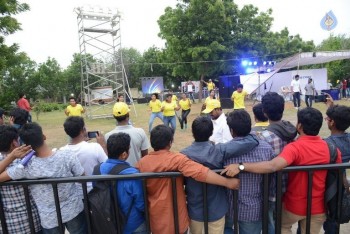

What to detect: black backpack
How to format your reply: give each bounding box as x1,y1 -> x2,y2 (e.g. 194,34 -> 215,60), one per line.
324,140 -> 350,224
88,163 -> 131,234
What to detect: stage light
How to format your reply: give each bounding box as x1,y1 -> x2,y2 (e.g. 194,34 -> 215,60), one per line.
268,61 -> 272,65
253,61 -> 258,66
241,60 -> 248,67
266,68 -> 271,73
246,67 -> 255,74
248,62 -> 253,66
263,61 -> 267,66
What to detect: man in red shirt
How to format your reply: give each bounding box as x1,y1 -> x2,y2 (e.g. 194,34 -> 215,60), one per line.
222,107 -> 342,234
17,93 -> 31,122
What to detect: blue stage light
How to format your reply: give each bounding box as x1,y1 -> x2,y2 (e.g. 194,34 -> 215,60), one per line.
266,68 -> 271,73
241,60 -> 248,67
248,62 -> 253,66
263,61 -> 267,66
253,61 -> 258,66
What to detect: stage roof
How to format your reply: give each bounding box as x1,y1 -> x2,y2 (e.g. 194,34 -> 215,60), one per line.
275,50 -> 350,70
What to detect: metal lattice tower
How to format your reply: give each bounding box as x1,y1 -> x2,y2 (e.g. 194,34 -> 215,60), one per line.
75,6 -> 134,119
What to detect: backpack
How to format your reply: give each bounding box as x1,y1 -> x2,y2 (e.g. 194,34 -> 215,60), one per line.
88,163 -> 131,234
324,140 -> 350,224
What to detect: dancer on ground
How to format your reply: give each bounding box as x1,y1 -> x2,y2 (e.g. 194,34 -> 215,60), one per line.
178,93 -> 191,129
202,79 -> 216,96
231,84 -> 248,110
65,97 -> 85,117
148,93 -> 163,133
161,94 -> 180,132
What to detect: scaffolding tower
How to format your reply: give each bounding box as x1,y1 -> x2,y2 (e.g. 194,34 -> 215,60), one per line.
75,6 -> 135,119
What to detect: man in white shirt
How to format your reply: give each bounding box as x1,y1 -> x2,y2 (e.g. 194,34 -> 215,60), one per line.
202,99 -> 233,144
291,75 -> 302,109
61,116 -> 108,191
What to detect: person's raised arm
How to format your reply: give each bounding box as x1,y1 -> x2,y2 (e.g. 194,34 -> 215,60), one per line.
221,156 -> 288,177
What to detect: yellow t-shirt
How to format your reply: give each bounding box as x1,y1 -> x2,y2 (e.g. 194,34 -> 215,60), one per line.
205,97 -> 217,106
207,82 -> 215,91
172,95 -> 178,103
231,90 -> 248,109
149,100 -> 162,112
161,101 -> 177,116
66,104 -> 84,116
179,99 -> 191,111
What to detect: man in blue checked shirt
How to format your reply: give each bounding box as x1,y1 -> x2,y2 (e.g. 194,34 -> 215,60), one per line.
224,110 -> 275,234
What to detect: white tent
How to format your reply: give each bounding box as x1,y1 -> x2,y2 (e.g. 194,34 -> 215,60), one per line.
242,50 -> 350,96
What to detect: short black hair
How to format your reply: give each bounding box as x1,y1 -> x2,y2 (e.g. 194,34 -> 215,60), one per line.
9,108 -> 28,126
295,75 -> 299,78
226,110 -> 251,137
150,125 -> 174,151
237,83 -> 243,89
107,133 -> 131,159
297,107 -> 323,136
69,97 -> 76,101
151,93 -> 159,99
0,125 -> 18,152
19,93 -> 25,99
326,105 -> 350,131
165,93 -> 172,99
114,113 -> 129,122
252,103 -> 268,122
192,116 -> 213,142
261,92 -> 285,121
63,116 -> 85,138
19,123 -> 44,150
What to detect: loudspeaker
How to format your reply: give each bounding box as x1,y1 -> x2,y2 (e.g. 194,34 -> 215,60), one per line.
218,75 -> 241,98
220,98 -> 233,109
137,97 -> 150,104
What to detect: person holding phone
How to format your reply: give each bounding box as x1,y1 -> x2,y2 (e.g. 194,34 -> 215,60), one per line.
61,117 -> 107,191
304,78 -> 315,107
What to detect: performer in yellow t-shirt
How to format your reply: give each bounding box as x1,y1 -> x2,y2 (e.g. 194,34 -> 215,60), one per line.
178,93 -> 192,129
231,83 -> 248,110
161,94 -> 180,132
202,79 -> 215,91
65,97 -> 85,116
148,93 -> 163,133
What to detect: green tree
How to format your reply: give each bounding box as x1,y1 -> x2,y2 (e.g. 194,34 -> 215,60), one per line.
61,53 -> 84,98
0,0 -> 30,108
316,34 -> 350,85
30,58 -> 63,101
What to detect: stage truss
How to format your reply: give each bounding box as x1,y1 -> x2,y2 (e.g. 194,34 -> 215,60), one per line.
75,6 -> 135,119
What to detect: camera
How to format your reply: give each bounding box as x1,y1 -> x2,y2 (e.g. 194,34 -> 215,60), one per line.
87,131 -> 99,138
314,94 -> 327,103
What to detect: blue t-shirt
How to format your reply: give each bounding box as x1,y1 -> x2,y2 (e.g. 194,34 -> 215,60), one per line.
326,133 -> 350,163
98,159 -> 145,234
180,134 -> 259,222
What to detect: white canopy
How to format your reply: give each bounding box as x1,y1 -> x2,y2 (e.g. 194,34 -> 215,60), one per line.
275,50 -> 350,70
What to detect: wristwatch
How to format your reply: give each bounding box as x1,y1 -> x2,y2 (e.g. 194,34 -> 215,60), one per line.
238,162 -> 245,172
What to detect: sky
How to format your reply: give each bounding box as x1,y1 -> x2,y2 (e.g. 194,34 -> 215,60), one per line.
5,0 -> 350,68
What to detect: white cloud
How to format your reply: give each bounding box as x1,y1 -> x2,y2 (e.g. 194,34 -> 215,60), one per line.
5,0 -> 349,68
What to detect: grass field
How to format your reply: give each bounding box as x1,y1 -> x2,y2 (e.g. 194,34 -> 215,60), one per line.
27,98 -> 350,152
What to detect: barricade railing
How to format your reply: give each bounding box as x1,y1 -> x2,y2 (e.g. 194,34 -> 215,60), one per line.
0,163 -> 350,234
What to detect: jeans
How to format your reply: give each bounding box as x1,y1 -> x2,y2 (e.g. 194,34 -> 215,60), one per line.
293,92 -> 301,107
323,219 -> 339,234
305,95 -> 313,107
347,87 -> 350,97
149,112 -> 163,132
42,211 -> 87,234
163,116 -> 176,131
238,220 -> 262,234
268,201 -> 276,234
181,109 -> 191,128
